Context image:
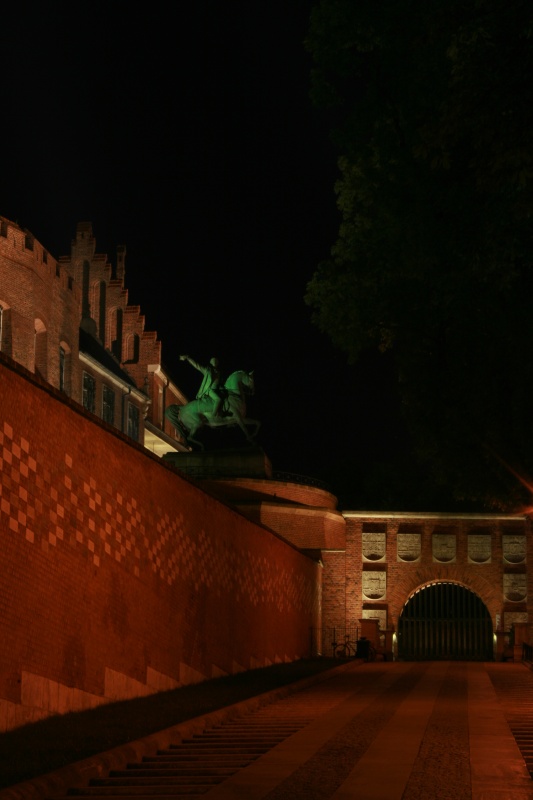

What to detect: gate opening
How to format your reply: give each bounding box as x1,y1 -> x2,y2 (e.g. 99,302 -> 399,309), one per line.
397,581 -> 493,660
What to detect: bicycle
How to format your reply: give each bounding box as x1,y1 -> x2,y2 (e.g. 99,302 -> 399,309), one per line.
333,635 -> 356,658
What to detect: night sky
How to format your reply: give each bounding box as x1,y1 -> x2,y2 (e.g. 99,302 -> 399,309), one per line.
2,3 -> 407,507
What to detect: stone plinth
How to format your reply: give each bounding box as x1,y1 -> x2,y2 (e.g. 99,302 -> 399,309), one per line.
162,447 -> 272,480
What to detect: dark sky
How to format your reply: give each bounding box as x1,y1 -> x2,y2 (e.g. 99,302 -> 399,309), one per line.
2,3 -> 407,507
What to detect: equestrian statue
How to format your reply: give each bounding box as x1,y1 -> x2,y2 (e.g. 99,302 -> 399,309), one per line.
165,354 -> 261,450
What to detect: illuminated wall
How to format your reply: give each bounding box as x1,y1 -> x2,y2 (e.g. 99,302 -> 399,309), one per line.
343,513 -> 532,640
200,477 -> 533,653
0,353 -> 321,733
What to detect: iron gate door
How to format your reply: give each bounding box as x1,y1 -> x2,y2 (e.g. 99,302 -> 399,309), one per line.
397,581 -> 493,660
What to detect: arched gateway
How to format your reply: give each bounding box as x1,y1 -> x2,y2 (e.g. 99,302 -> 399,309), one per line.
397,581 -> 494,660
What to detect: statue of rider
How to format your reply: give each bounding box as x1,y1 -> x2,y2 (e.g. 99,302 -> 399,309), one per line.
180,354 -> 223,417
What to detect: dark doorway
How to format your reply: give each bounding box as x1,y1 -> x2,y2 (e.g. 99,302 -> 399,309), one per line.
397,581 -> 493,660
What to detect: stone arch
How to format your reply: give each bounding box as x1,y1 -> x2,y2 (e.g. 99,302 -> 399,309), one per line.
389,566 -> 500,631
397,579 -> 494,660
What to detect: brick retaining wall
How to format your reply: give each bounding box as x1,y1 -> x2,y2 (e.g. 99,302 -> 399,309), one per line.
0,354 -> 321,732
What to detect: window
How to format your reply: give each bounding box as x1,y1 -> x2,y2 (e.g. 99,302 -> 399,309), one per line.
24,232 -> 34,251
102,385 -> 115,424
34,319 -> 48,379
127,403 -> 140,440
82,372 -> 96,413
111,308 -> 123,360
59,346 -> 66,391
125,333 -> 140,363
59,342 -> 71,395
0,305 -> 11,355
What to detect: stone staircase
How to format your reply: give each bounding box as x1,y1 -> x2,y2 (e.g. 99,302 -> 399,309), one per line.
45,707 -> 314,799
487,663 -> 533,777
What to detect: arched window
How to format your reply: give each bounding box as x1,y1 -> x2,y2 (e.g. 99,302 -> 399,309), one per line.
125,333 -> 140,363
82,260 -> 91,319
98,281 -> 107,343
110,308 -> 123,361
88,281 -> 99,329
0,303 -> 12,356
59,341 -> 72,394
34,318 -> 48,380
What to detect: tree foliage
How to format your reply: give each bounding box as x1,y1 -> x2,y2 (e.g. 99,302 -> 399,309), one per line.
304,0 -> 533,510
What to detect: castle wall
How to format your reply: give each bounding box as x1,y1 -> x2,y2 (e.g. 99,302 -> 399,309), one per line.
0,216 -> 81,396
0,354 -> 321,732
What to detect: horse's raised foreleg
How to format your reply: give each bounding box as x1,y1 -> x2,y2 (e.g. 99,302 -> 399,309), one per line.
179,415 -> 204,450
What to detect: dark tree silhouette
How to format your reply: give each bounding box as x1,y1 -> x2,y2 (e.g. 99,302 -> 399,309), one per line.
304,0 -> 533,510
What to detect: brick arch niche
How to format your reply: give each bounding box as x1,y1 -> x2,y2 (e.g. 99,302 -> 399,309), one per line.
397,580 -> 494,660
34,317 -> 47,380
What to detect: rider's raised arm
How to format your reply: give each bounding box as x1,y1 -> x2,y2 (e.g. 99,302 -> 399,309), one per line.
180,355 -> 205,374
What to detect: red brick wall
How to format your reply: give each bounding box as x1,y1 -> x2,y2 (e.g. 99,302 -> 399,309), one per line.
321,551 -> 347,639
0,354 -> 321,731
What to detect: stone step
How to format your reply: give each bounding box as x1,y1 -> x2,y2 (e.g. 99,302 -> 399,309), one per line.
111,762 -> 249,774
42,670 -> 332,797
182,735 -> 286,742
138,748 -> 267,759
486,664 -> 533,780
50,793 -> 207,799
90,775 -> 231,785
57,789 -> 209,797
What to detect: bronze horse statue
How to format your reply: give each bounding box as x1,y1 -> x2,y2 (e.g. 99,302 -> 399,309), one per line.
165,369 -> 260,450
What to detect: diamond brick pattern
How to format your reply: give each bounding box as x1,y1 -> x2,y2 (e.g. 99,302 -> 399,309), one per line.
0,420 -> 312,613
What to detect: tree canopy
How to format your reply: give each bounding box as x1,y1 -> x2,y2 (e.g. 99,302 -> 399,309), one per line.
304,0 -> 533,510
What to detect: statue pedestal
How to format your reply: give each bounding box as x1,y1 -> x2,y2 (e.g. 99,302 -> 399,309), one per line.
162,447 -> 272,480
359,618 -> 380,648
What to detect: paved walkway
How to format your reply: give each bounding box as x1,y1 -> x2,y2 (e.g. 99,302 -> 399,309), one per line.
204,661 -> 533,800
2,661 -> 533,799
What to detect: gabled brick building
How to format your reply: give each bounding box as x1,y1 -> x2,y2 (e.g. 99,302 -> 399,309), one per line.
0,216 -> 188,456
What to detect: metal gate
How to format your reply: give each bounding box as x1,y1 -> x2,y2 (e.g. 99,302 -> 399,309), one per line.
397,581 -> 494,660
